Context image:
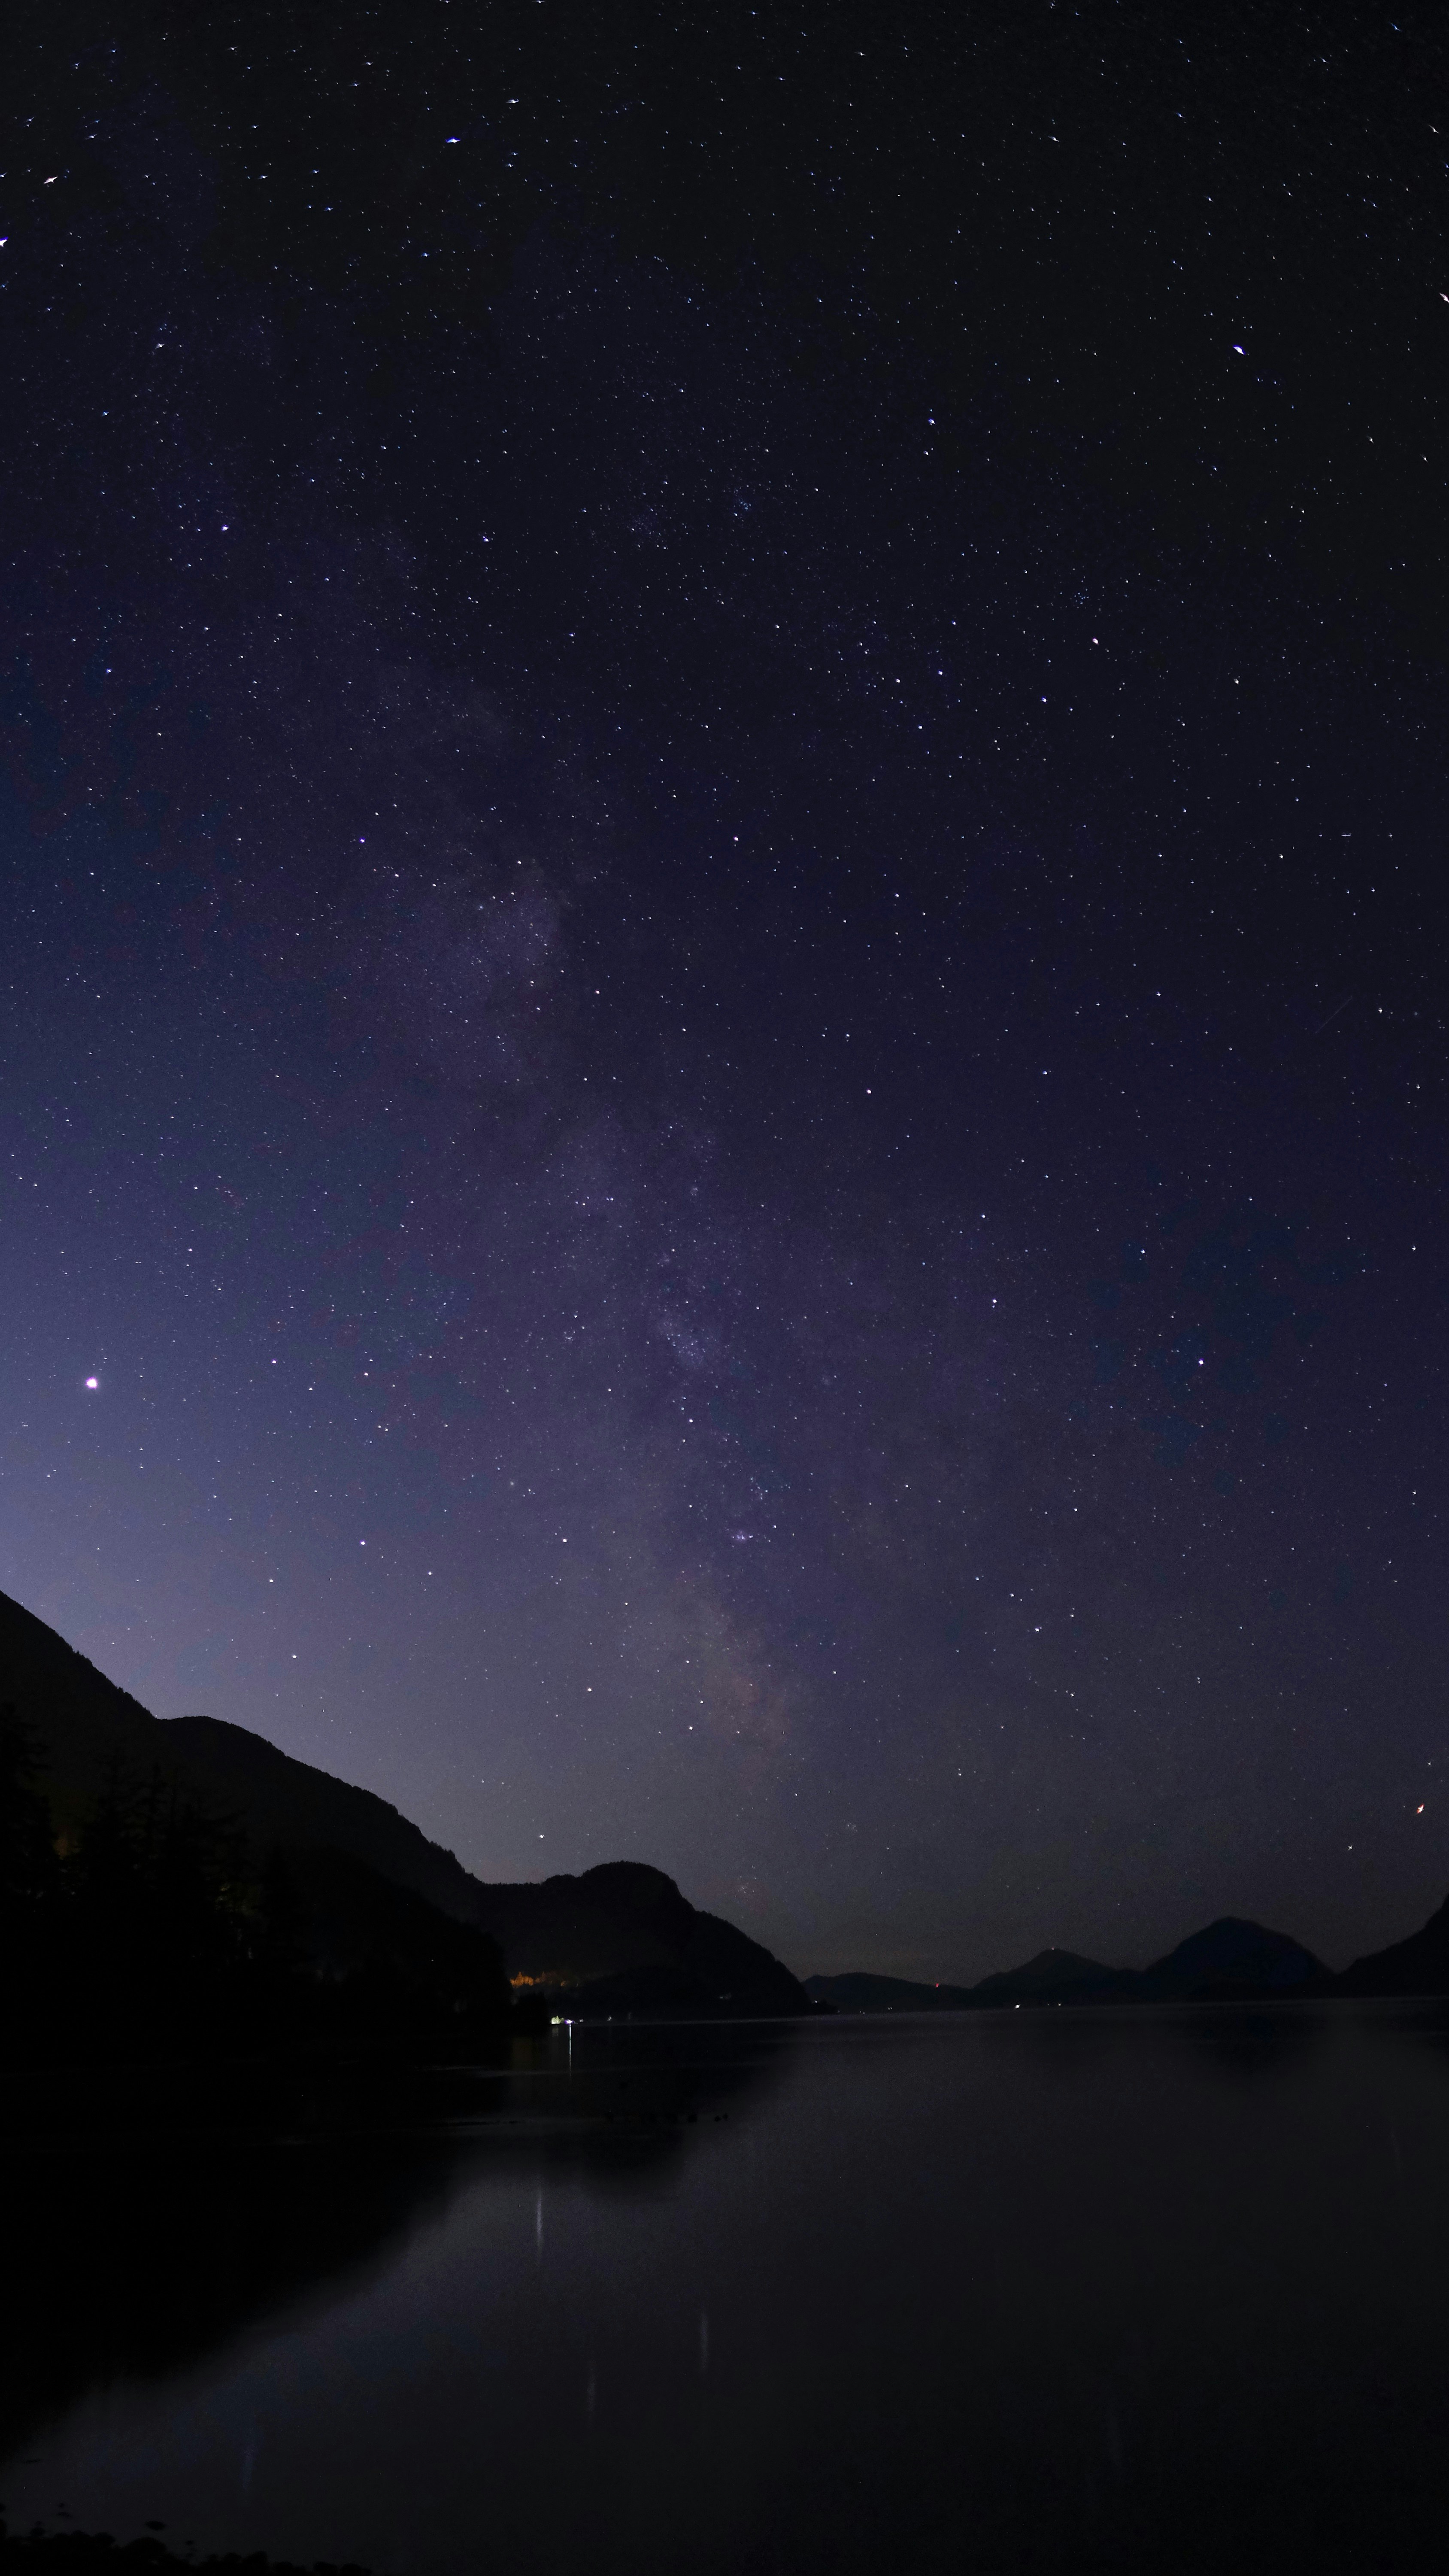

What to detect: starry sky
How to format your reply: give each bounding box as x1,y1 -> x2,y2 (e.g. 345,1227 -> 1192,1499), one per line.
1,0 -> 1445,1981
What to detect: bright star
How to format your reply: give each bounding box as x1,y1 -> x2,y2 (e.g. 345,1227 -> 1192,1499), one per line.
85,1376 -> 99,1390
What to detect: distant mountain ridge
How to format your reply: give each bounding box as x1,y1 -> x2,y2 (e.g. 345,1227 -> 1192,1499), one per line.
809,1909 -> 1449,2009
8,1584 -> 1449,2015
0,1586 -> 808,2020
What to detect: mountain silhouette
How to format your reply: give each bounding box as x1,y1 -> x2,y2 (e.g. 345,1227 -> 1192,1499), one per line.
1136,1915 -> 1324,1999
470,1858 -> 806,2013
809,1919 -> 1355,2011
805,1952 -> 1129,2012
165,1713 -> 486,1920
1336,1890 -> 1449,1997
13,1584 -> 1449,2023
800,1972 -> 979,2012
0,1585 -> 807,2020
967,1946 -> 1134,2005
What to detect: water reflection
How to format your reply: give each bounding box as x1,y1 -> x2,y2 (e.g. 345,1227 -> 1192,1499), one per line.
2,2126 -> 465,2468
0,2020 -> 797,2467
8,2007 -> 1449,2576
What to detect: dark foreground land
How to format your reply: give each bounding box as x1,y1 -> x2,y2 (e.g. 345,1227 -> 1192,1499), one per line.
0,2534 -> 372,2576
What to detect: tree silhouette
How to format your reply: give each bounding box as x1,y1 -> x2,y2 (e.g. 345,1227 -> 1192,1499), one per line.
0,1702 -> 61,1918
1,1720 -> 511,2070
0,1703 -> 66,2058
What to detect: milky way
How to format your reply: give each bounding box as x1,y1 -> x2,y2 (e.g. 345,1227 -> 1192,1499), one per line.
1,3 -> 1444,1978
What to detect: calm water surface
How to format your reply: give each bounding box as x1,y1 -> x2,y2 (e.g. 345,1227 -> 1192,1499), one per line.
8,2005 -> 1449,2575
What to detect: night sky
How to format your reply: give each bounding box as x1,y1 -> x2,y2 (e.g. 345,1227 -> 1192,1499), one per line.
2,0 -> 1445,1982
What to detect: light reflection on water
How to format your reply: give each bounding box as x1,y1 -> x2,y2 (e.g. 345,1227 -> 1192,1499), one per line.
7,2004 -> 1449,2576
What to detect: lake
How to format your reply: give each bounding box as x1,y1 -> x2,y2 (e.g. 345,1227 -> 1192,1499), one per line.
7,2003 -> 1449,2575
